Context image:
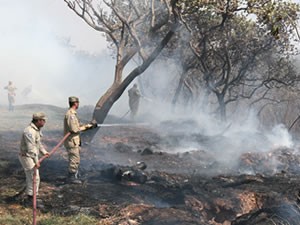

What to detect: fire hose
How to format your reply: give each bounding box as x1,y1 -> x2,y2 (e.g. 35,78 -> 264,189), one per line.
32,132 -> 71,225
31,122 -> 148,224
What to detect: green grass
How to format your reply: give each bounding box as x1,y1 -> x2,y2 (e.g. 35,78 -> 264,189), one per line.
0,215 -> 21,225
0,212 -> 100,225
39,213 -> 99,225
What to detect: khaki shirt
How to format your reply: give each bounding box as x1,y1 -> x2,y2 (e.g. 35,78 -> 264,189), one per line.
64,108 -> 81,148
4,84 -> 17,97
20,122 -> 47,164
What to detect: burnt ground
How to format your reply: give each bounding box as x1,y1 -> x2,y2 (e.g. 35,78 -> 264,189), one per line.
1,104 -> 300,224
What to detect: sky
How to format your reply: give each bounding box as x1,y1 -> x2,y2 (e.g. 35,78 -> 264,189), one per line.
0,0 -> 115,107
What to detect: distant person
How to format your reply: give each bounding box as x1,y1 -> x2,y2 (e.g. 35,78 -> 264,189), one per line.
128,84 -> 141,120
19,112 -> 49,207
63,96 -> 97,184
4,81 -> 17,111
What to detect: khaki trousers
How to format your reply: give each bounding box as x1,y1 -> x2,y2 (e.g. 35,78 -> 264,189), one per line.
67,146 -> 80,173
18,155 -> 40,196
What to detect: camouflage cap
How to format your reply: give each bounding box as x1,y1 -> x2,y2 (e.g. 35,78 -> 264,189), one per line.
32,112 -> 47,120
68,96 -> 79,103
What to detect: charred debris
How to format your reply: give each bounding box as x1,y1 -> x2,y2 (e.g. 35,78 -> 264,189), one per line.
2,108 -> 300,224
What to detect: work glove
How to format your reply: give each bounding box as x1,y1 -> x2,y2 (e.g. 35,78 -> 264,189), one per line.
84,121 -> 98,131
80,124 -> 91,131
90,120 -> 98,129
84,123 -> 94,130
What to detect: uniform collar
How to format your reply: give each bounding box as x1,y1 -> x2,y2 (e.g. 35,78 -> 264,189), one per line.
30,122 -> 39,131
69,108 -> 77,114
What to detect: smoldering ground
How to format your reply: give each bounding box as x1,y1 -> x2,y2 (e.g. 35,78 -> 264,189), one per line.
2,104 -> 300,225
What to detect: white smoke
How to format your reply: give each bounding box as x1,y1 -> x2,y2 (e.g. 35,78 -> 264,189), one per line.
127,59 -> 296,172
0,0 -> 113,107
266,124 -> 294,149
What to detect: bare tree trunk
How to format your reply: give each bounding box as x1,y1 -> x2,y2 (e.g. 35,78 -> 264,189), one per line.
217,94 -> 227,122
172,71 -> 186,110
201,88 -> 211,113
93,26 -> 178,124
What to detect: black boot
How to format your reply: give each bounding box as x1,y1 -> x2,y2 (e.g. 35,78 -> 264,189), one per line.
68,171 -> 82,184
36,198 -> 45,209
23,195 -> 45,209
22,195 -> 33,207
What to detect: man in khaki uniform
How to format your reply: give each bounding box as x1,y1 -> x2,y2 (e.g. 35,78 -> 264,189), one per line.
64,96 -> 96,184
128,84 -> 141,120
4,81 -> 17,111
19,112 -> 49,206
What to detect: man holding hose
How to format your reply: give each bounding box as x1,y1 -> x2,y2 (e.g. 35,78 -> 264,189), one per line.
19,112 -> 49,207
64,96 -> 97,184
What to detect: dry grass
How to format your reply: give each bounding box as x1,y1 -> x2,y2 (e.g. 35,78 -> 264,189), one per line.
0,204 -> 102,225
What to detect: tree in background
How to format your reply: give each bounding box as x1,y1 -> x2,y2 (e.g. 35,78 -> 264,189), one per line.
64,0 -> 180,124
170,0 -> 300,121
65,0 -> 300,124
